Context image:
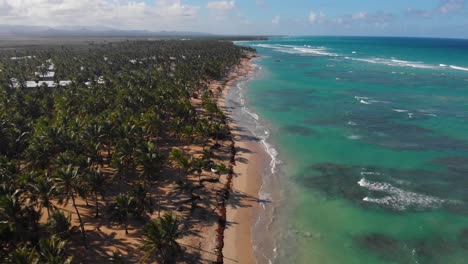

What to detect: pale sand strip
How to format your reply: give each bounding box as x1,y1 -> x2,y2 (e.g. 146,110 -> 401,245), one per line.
217,55 -> 266,264
222,129 -> 265,264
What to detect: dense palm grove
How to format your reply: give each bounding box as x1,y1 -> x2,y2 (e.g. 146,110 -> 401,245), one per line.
0,39 -> 254,263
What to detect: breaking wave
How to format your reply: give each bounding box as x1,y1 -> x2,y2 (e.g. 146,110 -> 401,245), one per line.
358,178 -> 445,211
252,43 -> 468,73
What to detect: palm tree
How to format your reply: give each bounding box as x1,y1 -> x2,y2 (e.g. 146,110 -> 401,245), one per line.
109,250 -> 125,264
85,168 -> 106,218
192,158 -> 204,184
130,185 -> 153,218
37,235 -> 73,264
108,193 -> 134,235
169,148 -> 193,182
7,245 -> 39,264
136,141 -> 164,215
0,38 -> 254,262
28,175 -> 56,218
140,213 -> 183,263
52,165 -> 87,248
46,211 -> 72,238
214,163 -> 229,177
112,138 -> 136,189
0,189 -> 39,244
139,111 -> 162,142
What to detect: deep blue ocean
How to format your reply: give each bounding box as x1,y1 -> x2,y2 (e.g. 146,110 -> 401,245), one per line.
234,37 -> 468,263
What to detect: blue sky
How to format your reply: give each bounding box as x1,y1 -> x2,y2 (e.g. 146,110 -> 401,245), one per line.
0,0 -> 467,38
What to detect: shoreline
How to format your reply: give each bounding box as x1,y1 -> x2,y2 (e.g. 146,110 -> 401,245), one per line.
214,54 -> 268,263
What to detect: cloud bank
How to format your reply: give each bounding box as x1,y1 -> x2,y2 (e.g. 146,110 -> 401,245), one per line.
206,1 -> 235,11
0,0 -> 200,29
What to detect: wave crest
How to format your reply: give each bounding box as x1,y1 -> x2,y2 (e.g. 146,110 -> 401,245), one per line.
358,178 -> 445,210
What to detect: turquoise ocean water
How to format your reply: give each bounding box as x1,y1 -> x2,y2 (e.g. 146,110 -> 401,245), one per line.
234,37 -> 468,264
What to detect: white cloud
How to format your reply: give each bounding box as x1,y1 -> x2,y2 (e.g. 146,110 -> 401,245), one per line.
272,15 -> 280,24
335,18 -> 343,24
405,7 -> 433,18
206,1 -> 235,11
405,1 -> 465,19
352,11 -> 368,20
309,11 -> 325,24
0,0 -> 200,29
438,0 -> 465,14
156,0 -> 199,17
336,11 -> 393,28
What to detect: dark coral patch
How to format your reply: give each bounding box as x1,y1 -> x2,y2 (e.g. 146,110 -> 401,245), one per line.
280,125 -> 316,136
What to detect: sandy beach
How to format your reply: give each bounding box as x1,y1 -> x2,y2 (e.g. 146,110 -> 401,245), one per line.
216,55 -> 267,264
221,132 -> 265,264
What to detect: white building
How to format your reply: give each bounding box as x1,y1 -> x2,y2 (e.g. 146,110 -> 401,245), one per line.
34,71 -> 55,81
26,81 -> 56,88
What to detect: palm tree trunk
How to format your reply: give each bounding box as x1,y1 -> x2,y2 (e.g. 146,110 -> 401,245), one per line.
95,193 -> 99,218
148,180 -> 153,206
107,142 -> 112,165
71,193 -> 87,249
156,132 -> 160,151
158,195 -> 161,218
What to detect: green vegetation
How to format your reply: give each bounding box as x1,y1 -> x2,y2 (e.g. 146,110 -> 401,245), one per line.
140,213 -> 183,263
0,39 -> 254,262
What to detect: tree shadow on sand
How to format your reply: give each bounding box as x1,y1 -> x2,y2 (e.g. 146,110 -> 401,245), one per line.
227,186 -> 270,211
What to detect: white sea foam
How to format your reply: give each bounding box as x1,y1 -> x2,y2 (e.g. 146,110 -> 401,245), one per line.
350,56 -> 468,72
235,80 -> 280,176
253,43 -> 468,74
449,65 -> 468,71
354,96 -> 373,105
354,96 -> 369,100
358,178 -> 444,210
259,191 -> 272,210
237,84 -> 260,121
393,109 -> 408,113
260,134 -> 279,174
350,57 -> 438,69
231,59 -> 280,264
252,43 -> 338,57
245,108 -> 260,121
360,171 -> 382,176
370,99 -> 390,104
418,109 -> 438,117
347,121 -> 357,126
289,46 -> 338,56
348,135 -> 362,140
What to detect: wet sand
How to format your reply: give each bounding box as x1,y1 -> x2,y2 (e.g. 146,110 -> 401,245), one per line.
216,55 -> 268,264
